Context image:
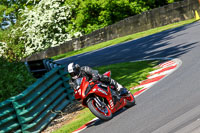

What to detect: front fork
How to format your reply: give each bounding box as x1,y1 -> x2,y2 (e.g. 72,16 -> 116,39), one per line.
94,96 -> 106,108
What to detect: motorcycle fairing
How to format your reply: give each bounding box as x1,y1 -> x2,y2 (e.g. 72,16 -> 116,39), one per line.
103,71 -> 111,77
74,71 -> 127,114
74,77 -> 89,100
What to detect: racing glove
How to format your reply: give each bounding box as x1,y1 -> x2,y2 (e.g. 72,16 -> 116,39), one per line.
92,73 -> 99,82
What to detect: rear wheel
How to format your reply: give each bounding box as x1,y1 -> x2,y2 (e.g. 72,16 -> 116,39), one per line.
125,93 -> 136,108
87,97 -> 112,121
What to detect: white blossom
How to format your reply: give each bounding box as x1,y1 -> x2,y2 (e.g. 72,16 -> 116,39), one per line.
15,0 -> 82,56
0,42 -> 8,57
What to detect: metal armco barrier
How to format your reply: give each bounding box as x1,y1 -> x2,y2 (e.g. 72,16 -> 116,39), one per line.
0,66 -> 74,133
25,58 -> 62,78
0,100 -> 22,133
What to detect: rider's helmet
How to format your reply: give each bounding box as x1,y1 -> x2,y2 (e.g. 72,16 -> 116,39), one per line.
67,62 -> 81,79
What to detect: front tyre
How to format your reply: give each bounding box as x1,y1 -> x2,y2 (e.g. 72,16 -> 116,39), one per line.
87,98 -> 112,121
125,93 -> 136,108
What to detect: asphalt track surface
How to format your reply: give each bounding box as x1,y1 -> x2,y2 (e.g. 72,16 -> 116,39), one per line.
56,21 -> 200,133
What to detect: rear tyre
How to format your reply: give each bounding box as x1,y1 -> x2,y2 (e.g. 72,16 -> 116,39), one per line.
125,93 -> 136,108
87,98 -> 112,121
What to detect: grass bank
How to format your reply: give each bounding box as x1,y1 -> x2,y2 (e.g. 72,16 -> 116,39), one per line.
53,60 -> 159,133
52,18 -> 196,60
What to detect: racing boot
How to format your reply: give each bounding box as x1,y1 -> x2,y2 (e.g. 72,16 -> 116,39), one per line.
110,79 -> 129,96
119,87 -> 129,96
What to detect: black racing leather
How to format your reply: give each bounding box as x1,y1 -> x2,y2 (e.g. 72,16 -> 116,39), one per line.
69,66 -> 99,89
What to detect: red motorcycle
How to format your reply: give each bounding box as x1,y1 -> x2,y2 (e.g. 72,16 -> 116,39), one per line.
73,71 -> 135,121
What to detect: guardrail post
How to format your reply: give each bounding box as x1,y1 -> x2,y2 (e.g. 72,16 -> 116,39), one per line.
11,100 -> 25,133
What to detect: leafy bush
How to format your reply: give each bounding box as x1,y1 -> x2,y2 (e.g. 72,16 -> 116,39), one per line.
0,20 -> 25,61
65,0 -> 183,35
0,0 -> 40,28
0,57 -> 36,102
66,0 -> 151,34
0,0 -> 82,60
15,0 -> 82,56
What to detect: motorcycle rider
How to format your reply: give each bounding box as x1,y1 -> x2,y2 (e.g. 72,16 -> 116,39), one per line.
66,62 -> 129,96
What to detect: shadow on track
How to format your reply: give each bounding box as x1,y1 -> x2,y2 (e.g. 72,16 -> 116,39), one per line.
56,21 -> 200,67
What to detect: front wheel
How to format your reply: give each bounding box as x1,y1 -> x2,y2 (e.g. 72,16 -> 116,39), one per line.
87,97 -> 112,121
125,93 -> 136,108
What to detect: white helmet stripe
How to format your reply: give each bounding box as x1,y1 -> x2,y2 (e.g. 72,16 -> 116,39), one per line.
68,63 -> 74,73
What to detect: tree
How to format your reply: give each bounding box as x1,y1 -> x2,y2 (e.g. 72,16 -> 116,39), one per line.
0,0 -> 40,29
14,0 -> 82,56
66,0 -> 152,34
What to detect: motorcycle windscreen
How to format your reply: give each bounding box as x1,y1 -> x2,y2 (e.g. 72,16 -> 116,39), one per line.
75,77 -> 89,98
75,77 -> 83,90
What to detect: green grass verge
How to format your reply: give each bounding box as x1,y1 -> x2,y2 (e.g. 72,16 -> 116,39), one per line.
52,18 -> 196,60
53,108 -> 96,133
53,60 -> 159,133
94,60 -> 159,93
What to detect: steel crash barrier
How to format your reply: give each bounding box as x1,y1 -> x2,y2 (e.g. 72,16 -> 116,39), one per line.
0,66 -> 74,133
24,58 -> 61,78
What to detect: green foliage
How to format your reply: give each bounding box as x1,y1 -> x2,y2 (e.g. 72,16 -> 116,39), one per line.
0,57 -> 36,102
0,0 -> 40,61
16,0 -> 82,56
167,0 -> 183,4
167,0 -> 175,3
64,0 -> 184,35
66,0 -> 153,34
0,5 -> 6,22
0,0 -> 41,24
0,19 -> 25,61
